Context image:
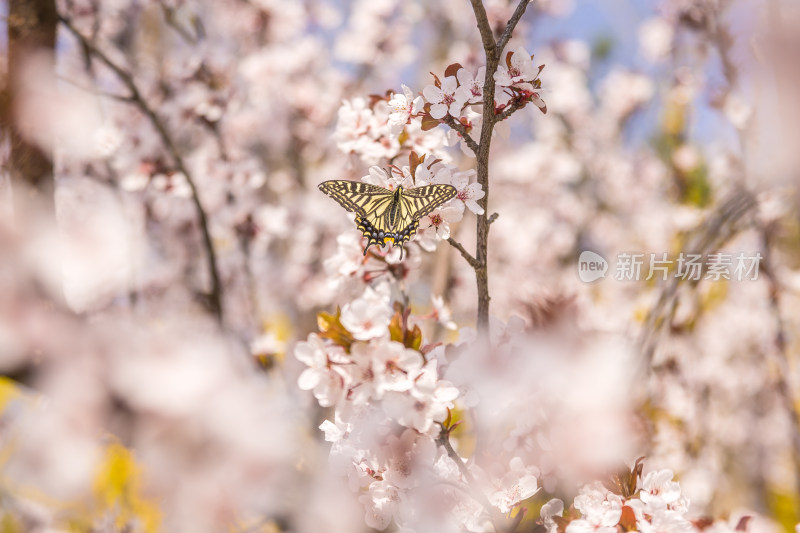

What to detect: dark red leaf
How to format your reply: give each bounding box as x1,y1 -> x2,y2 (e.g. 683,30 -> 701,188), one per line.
444,62 -> 463,79
409,151 -> 420,179
619,506 -> 637,531
735,516 -> 752,531
421,114 -> 440,131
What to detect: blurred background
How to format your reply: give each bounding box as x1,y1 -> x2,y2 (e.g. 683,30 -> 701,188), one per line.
1,0 -> 799,531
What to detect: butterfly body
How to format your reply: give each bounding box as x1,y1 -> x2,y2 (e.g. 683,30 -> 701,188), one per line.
319,180 -> 457,259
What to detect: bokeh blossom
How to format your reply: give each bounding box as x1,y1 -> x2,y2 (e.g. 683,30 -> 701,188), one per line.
2,0 -> 800,532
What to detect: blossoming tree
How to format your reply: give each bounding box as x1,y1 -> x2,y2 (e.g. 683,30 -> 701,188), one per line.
1,0 -> 799,532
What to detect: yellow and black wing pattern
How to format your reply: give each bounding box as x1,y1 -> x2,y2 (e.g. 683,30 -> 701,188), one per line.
319,180 -> 457,259
402,184 -> 459,219
317,180 -> 393,216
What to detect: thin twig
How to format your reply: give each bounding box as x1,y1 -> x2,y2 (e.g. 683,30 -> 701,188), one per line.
441,115 -> 480,155
447,237 -> 481,270
436,427 -> 505,532
160,4 -> 200,44
487,212 -> 498,225
761,224 -> 800,491
495,98 -> 526,122
639,188 -> 757,369
56,73 -> 134,102
59,15 -> 224,323
496,0 -> 531,54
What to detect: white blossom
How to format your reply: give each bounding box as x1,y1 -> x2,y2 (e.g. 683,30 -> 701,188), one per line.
341,284 -> 393,341
454,67 -> 486,108
388,84 -> 424,134
423,76 -> 461,119
494,46 -> 540,87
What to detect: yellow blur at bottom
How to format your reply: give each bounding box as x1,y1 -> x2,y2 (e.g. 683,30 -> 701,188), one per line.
0,378 -> 161,532
89,442 -> 161,533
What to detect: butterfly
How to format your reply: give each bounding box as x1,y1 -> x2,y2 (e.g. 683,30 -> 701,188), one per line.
319,180 -> 458,259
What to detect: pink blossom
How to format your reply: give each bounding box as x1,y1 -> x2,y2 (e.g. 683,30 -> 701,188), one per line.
422,76 -> 461,119
494,46 -> 540,87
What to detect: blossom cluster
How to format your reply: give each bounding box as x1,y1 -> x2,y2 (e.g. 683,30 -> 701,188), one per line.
540,463 -> 773,533
3,0 -> 800,531
296,296 -> 554,531
336,47 -> 546,161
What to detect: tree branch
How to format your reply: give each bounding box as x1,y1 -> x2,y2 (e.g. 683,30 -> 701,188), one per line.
436,427 -> 505,532
761,224 -> 800,492
59,15 -> 224,323
441,115 -> 480,155
447,237 -> 481,270
469,0 -> 497,62
7,0 -> 58,198
465,0 -> 532,332
496,0 -> 531,54
495,98 -> 526,122
469,0 -> 502,332
56,73 -> 135,102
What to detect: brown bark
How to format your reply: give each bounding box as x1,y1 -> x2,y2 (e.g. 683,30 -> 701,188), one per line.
467,0 -> 529,332
4,0 -> 58,202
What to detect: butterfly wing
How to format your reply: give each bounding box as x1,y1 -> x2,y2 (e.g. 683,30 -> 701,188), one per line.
320,180 -> 396,255
318,180 -> 393,217
401,184 -> 458,219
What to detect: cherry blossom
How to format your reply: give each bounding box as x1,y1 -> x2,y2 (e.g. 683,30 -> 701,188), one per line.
540,498 -> 565,533
388,84 -> 424,134
360,480 -> 403,530
382,360 -> 459,433
295,334 -> 349,407
417,204 -> 463,242
422,76 -> 461,119
413,159 -> 452,186
494,46 -> 540,87
486,457 -> 540,513
454,67 -> 487,107
449,170 -> 485,215
429,296 -> 458,331
568,483 -> 624,533
362,166 -> 415,190
381,429 -> 437,490
341,284 -> 393,341
638,469 -> 689,512
371,340 -> 424,396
